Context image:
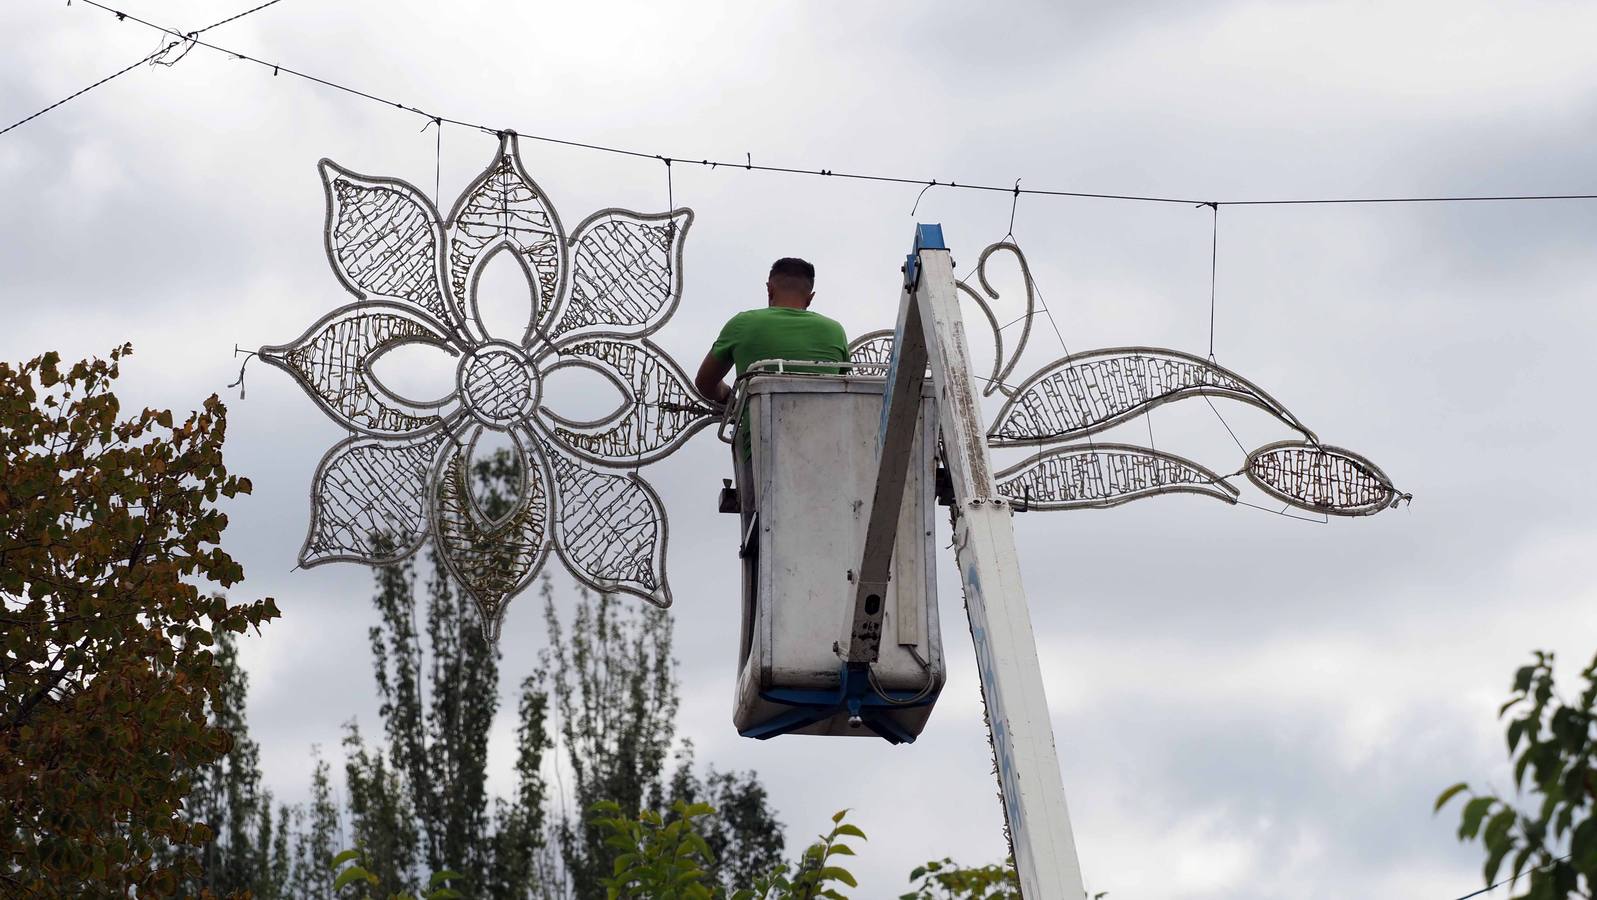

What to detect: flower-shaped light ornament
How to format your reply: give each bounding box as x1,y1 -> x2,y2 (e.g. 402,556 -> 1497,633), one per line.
262,134 -> 714,640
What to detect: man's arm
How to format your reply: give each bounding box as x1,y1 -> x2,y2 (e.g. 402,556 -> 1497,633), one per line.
695,351 -> 734,407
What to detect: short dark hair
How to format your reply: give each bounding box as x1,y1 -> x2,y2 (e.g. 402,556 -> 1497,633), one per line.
768,257 -> 815,291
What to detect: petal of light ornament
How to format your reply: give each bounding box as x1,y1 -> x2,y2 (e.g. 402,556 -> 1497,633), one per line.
319,159 -> 460,337
987,346 -> 1317,447
993,442 -> 1239,511
301,431 -> 449,566
259,302 -> 459,437
431,428 -> 552,643
537,337 -> 717,467
533,432 -> 671,608
848,330 -> 895,373
548,208 -> 694,342
1245,440 -> 1409,517
446,132 -> 566,346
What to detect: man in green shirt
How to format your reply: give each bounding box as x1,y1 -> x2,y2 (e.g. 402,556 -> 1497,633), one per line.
696,257 -> 849,620
693,257 -> 849,407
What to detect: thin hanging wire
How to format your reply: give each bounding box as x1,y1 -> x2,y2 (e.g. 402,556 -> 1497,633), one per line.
3,0 -> 289,137
0,43 -> 176,136
39,0 -> 1597,209
1205,202 -> 1219,361
422,117 -> 443,211
1192,202 -> 1251,456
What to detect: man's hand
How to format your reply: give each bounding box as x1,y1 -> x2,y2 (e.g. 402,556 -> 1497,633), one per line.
694,351 -> 734,409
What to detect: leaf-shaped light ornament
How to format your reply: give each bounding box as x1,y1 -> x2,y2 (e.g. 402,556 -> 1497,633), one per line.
319,160 -> 460,334
553,208 -> 693,339
537,434 -> 671,608
445,140 -> 567,345
994,443 -> 1239,511
301,432 -> 450,566
260,304 -> 461,438
1245,440 -> 1409,516
432,432 -> 552,642
263,132 -> 712,639
539,337 -> 716,466
988,347 -> 1316,448
847,330 -> 895,373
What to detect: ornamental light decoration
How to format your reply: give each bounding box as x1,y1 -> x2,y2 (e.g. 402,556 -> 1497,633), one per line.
264,139 -> 1406,641
849,241 -> 1410,517
261,132 -> 716,641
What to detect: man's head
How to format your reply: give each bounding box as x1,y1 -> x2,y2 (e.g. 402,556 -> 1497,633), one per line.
766,257 -> 816,308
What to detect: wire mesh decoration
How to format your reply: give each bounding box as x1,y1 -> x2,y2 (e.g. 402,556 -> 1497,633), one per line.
262,132 -> 715,641
850,241 -> 1410,518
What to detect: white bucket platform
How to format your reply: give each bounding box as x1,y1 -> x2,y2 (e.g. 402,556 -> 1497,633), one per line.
726,370 -> 944,743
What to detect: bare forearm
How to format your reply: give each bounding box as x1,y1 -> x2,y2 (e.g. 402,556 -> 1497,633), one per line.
694,352 -> 734,407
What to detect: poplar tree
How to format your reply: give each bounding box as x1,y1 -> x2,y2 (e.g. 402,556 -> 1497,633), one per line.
541,584 -> 785,898
184,630 -> 292,897
340,449 -> 553,898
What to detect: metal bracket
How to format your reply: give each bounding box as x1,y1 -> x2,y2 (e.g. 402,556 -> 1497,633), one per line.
902,222 -> 946,289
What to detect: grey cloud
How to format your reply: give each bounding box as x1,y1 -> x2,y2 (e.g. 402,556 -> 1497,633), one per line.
8,0 -> 1597,896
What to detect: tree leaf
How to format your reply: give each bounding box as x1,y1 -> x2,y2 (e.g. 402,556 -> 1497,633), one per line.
333,864 -> 375,890
816,866 -> 858,887
831,824 -> 867,840
428,870 -> 464,887
1435,783 -> 1469,814
1459,796 -> 1495,840
1483,809 -> 1516,854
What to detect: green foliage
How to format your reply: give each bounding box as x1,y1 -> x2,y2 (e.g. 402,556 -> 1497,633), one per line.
0,346 -> 279,895
595,800 -> 719,899
343,721 -> 422,892
899,857 -> 1022,899
335,455 -> 555,898
182,629 -> 293,897
544,583 -> 682,897
1439,649 -> 1597,897
763,809 -> 866,900
327,846 -> 465,900
289,749 -> 344,900
592,803 -> 862,900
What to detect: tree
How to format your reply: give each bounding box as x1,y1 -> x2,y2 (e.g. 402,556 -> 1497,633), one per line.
899,858 -> 1022,899
594,803 -> 861,900
0,345 -> 278,895
542,582 -> 681,897
286,749 -> 342,900
359,544 -> 499,881
342,719 -> 422,893
668,745 -> 786,893
1439,649 -> 1597,898
337,447 -> 555,898
184,629 -> 292,898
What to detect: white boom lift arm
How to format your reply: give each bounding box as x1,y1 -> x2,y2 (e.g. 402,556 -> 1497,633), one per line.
841,225 -> 1087,899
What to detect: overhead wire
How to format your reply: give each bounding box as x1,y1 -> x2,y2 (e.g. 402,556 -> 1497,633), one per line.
1450,854 -> 1571,900
0,42 -> 177,138
2,0 -> 289,137
23,0 -> 1597,210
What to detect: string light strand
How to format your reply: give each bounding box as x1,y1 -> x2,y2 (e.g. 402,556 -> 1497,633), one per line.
34,0 -> 1597,210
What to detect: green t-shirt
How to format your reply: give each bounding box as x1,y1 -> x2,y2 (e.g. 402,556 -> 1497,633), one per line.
710,307 -> 848,376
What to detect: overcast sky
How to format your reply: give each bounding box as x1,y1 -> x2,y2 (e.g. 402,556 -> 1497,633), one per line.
8,1 -> 1597,897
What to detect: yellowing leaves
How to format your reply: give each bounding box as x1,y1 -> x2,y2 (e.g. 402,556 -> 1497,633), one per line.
1,346 -> 277,894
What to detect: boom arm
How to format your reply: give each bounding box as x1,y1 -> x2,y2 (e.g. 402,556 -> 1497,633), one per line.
843,225 -> 1087,899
